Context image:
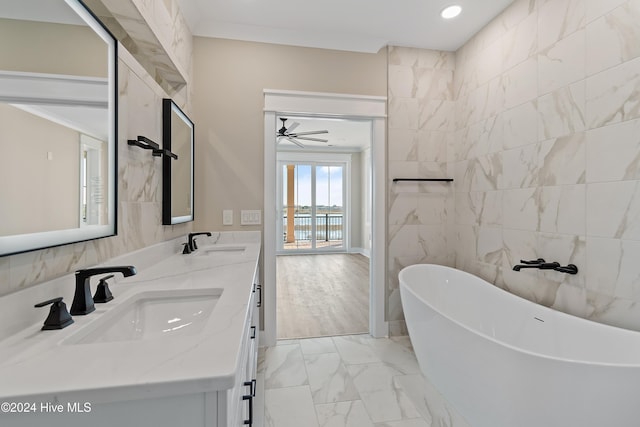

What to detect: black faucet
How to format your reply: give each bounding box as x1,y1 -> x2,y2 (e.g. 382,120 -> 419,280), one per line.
512,258 -> 560,271
512,258 -> 578,274
187,232 -> 212,252
70,266 -> 137,315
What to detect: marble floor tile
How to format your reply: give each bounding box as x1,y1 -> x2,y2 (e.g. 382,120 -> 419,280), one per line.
304,353 -> 360,404
316,400 -> 375,427
347,363 -> 421,423
393,374 -> 471,427
262,335 -> 469,427
276,339 -> 299,346
374,419 -> 430,427
389,335 -> 414,349
265,386 -> 319,427
261,343 -> 308,389
254,373 -> 265,427
358,389 -> 421,423
300,337 -> 338,355
367,337 -> 422,374
332,334 -> 382,365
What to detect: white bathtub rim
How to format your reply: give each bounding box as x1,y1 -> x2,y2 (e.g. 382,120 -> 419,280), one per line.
399,263 -> 640,368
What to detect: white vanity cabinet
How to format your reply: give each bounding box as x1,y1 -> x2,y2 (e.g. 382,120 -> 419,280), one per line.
224,267 -> 260,427
0,232 -> 263,427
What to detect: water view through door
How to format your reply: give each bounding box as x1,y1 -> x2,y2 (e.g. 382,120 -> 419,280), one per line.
280,162 -> 345,252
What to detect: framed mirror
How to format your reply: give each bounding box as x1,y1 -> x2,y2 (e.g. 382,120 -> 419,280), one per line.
162,98 -> 194,225
0,0 -> 117,256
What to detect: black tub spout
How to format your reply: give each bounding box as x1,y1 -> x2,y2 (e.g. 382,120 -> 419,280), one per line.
513,261 -> 560,271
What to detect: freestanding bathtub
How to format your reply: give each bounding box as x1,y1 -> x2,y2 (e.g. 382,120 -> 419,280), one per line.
399,264 -> 640,427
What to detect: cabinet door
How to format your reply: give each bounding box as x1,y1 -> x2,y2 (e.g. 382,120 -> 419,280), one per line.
237,294 -> 257,426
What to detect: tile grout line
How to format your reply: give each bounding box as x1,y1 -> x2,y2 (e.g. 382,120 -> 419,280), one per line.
296,341 -> 322,426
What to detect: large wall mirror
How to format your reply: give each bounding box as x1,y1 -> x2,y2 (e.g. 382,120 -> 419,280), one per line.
0,0 -> 117,256
162,98 -> 194,225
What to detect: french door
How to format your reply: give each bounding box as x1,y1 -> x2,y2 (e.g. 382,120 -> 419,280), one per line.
277,160 -> 347,253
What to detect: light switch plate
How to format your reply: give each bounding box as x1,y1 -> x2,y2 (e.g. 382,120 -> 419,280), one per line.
222,210 -> 233,225
241,210 -> 261,225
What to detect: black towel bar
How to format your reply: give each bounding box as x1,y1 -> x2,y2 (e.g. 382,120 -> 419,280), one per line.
128,136 -> 177,159
127,135 -> 159,151
392,178 -> 454,182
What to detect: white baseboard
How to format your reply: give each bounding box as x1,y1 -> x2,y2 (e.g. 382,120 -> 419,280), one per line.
350,247 -> 371,258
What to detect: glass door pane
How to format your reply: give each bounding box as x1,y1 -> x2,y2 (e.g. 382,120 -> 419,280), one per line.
282,164 -> 313,251
315,165 -> 344,250
280,161 -> 346,252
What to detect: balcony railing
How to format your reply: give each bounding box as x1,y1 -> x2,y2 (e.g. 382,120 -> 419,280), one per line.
283,214 -> 343,242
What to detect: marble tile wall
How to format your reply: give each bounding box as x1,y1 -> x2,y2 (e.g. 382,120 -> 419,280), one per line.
1,1 -> 193,297
130,0 -> 193,101
89,0 -> 192,100
453,0 -> 640,331
387,47 -> 456,334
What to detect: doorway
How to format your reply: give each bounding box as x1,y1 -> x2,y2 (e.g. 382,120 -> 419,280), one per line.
275,118 -> 369,339
79,134 -> 104,227
275,120 -> 370,339
263,89 -> 388,346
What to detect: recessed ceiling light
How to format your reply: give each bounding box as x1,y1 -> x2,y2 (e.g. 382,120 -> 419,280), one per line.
441,5 -> 462,19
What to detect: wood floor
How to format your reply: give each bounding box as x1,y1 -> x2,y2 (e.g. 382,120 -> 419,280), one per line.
276,253 -> 369,339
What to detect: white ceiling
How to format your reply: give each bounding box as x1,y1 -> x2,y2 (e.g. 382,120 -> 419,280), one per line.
276,116 -> 371,152
180,0 -> 517,151
0,0 -> 85,25
177,0 -> 515,53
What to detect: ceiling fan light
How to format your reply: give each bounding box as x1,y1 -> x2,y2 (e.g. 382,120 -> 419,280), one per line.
441,5 -> 462,19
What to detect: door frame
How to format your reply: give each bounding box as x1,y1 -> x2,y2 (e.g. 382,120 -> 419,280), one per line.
263,89 -> 387,345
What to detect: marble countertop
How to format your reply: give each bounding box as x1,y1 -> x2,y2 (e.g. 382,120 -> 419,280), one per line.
0,232 -> 261,404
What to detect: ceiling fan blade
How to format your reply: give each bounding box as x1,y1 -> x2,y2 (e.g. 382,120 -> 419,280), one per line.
286,137 -> 306,148
288,130 -> 329,137
286,122 -> 300,133
295,136 -> 329,142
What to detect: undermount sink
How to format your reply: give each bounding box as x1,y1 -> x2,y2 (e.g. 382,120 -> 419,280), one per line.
64,288 -> 223,345
195,245 -> 247,255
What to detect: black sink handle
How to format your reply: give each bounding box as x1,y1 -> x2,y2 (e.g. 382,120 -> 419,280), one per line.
554,264 -> 579,275
94,275 -> 116,303
34,297 -> 74,330
34,297 -> 64,308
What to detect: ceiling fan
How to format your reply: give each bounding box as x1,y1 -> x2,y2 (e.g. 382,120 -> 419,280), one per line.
276,118 -> 328,148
